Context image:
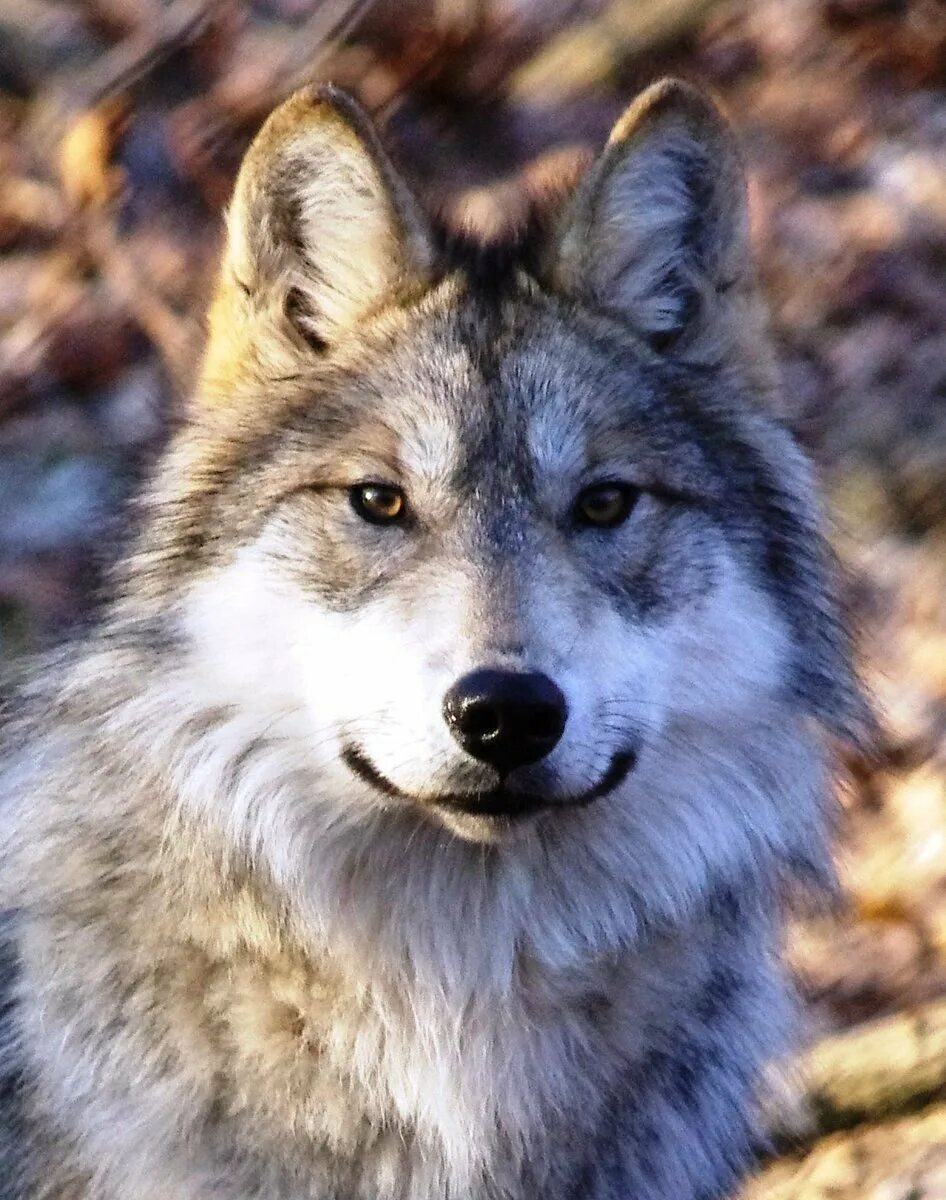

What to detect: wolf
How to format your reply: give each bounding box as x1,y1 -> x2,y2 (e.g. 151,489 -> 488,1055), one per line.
0,79 -> 866,1199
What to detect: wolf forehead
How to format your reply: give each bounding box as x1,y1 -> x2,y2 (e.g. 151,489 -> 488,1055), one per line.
166,278 -> 797,633
221,288 -> 732,490
179,274 -> 773,548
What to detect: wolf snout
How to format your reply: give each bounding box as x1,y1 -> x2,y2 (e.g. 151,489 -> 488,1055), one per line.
442,669 -> 567,772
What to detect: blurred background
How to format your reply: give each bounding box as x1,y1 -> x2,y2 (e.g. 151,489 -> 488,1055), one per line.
1,0 -> 946,1193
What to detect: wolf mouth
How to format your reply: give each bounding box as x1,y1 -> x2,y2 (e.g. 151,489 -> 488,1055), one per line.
342,745 -> 637,818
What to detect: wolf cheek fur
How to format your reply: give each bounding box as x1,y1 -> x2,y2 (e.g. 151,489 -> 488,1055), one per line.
0,80 -> 867,1199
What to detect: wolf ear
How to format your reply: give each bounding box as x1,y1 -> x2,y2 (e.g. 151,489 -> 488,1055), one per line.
546,79 -> 752,357
216,86 -> 433,354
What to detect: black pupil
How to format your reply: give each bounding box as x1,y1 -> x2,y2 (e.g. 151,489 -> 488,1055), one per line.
582,486 -> 628,524
358,485 -> 400,520
590,488 -> 619,511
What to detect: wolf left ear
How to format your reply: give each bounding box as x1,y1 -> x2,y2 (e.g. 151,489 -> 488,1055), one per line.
547,79 -> 753,358
211,86 -> 433,360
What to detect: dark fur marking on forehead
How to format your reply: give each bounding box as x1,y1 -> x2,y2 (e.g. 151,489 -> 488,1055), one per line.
428,263 -> 541,530
430,207 -> 551,297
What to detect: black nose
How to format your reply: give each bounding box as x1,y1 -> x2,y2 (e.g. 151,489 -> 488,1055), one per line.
442,669 -> 567,773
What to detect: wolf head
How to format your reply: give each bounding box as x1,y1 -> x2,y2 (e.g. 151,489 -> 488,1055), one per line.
121,83 -> 865,885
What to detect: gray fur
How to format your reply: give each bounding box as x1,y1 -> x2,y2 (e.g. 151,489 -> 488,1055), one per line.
0,81 -> 864,1199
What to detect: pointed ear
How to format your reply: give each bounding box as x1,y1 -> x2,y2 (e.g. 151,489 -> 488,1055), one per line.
211,86 -> 433,360
546,79 -> 754,359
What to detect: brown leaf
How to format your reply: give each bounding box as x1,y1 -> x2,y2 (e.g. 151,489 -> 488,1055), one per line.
57,98 -> 127,209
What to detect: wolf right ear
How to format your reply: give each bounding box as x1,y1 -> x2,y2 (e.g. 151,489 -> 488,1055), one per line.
211,86 -> 433,359
546,79 -> 753,360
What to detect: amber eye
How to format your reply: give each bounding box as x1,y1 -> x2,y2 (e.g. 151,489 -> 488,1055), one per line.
350,483 -> 406,525
574,483 -> 639,529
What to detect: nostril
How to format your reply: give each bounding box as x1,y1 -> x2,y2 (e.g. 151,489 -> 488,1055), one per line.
461,702 -> 501,740
527,706 -> 565,740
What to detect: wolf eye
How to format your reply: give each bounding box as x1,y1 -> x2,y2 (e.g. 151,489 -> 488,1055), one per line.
350,483 -> 406,525
574,483 -> 639,529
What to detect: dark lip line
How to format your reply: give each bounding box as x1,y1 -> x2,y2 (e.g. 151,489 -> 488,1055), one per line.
341,745 -> 637,819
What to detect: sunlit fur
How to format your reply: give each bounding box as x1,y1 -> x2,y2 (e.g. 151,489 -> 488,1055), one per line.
0,81 -> 867,1200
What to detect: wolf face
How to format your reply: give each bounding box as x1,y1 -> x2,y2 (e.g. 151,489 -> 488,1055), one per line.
183,306 -> 790,846
132,84 -> 863,865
